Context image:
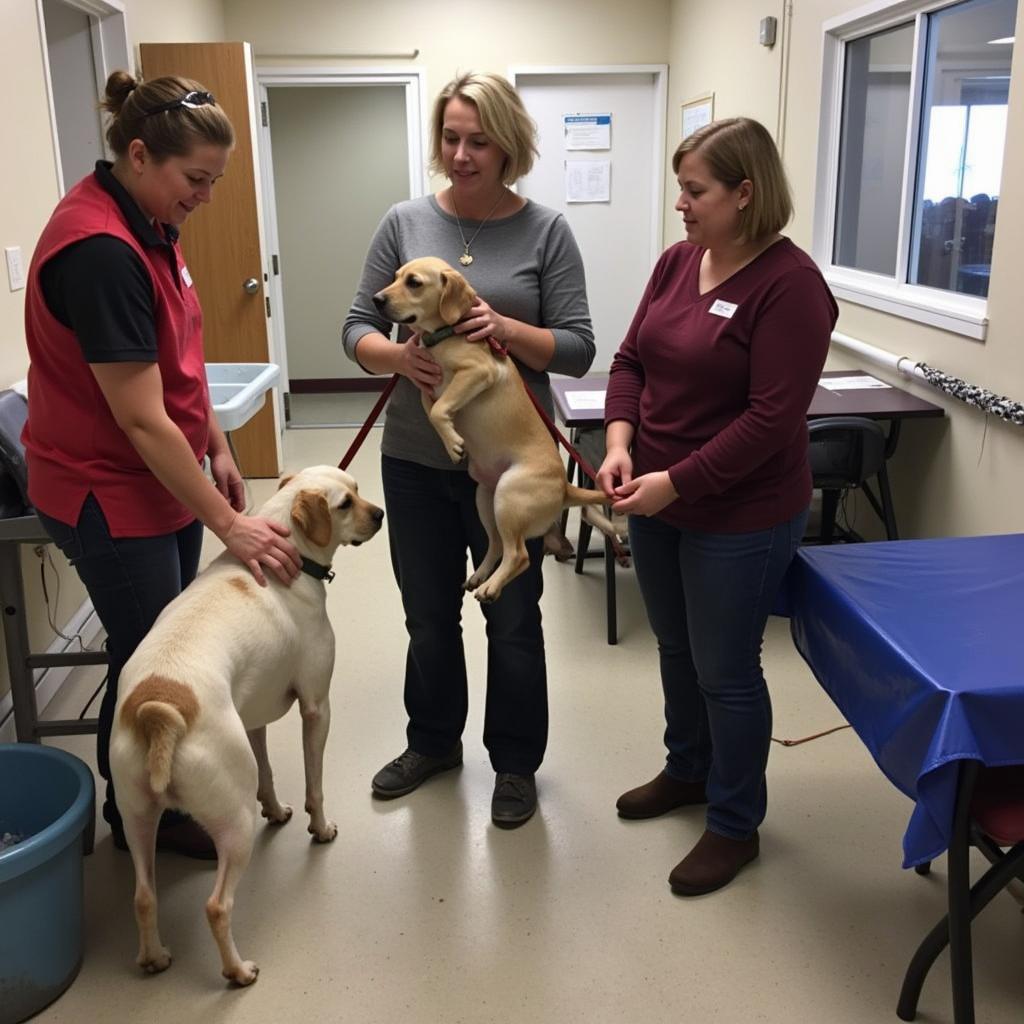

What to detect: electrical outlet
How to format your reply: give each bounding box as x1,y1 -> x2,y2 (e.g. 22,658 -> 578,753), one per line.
5,246 -> 26,291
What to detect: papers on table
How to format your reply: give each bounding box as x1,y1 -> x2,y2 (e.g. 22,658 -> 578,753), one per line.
819,375 -> 892,391
565,389 -> 606,411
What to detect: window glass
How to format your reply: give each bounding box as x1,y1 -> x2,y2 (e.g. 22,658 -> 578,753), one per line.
909,0 -> 1015,297
834,22 -> 915,275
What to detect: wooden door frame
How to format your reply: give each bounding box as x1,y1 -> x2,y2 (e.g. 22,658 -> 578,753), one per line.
253,66 -> 427,426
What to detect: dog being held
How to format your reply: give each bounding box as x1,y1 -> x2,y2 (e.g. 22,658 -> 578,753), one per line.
373,256 -> 623,603
109,465 -> 382,986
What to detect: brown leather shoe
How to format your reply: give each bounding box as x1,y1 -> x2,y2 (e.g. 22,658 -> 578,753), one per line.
616,770 -> 708,819
668,829 -> 759,896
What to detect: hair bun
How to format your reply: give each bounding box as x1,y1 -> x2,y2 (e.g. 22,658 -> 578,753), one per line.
102,70 -> 139,117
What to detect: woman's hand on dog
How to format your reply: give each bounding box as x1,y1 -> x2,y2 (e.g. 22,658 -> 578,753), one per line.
221,514 -> 303,587
454,298 -> 509,346
596,447 -> 633,500
398,333 -> 443,396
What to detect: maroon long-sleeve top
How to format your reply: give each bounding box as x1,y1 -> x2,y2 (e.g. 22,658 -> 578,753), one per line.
605,238 -> 838,533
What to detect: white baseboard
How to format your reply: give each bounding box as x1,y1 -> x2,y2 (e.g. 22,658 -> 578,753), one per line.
0,599 -> 104,743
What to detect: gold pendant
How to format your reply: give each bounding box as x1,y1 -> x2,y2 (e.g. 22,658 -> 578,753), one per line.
459,252 -> 474,266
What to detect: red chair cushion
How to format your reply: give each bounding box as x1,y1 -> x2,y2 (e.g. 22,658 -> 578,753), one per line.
971,765 -> 1024,845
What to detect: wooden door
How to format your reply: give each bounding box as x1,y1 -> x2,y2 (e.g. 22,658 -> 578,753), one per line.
139,42 -> 280,477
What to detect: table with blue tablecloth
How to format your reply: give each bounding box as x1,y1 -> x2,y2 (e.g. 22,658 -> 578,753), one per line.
786,534 -> 1024,868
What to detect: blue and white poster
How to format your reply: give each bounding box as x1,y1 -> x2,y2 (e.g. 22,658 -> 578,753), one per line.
564,113 -> 611,150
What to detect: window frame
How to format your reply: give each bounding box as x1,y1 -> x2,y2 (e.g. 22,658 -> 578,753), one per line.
812,0 -> 1008,340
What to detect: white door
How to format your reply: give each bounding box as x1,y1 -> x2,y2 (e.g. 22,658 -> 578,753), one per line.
513,67 -> 667,374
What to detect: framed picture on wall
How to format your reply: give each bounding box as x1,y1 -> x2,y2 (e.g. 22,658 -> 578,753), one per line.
681,93 -> 714,140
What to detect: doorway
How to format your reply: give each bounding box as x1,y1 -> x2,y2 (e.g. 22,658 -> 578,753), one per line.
37,0 -> 130,195
255,68 -> 426,428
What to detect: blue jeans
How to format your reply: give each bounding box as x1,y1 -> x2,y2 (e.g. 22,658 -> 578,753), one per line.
381,455 -> 547,775
628,508 -> 808,840
36,494 -> 203,836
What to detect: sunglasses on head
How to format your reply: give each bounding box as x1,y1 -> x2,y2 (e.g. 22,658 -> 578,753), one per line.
142,90 -> 216,117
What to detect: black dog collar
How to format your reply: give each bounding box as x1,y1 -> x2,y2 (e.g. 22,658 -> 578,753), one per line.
420,324 -> 458,348
300,557 -> 335,583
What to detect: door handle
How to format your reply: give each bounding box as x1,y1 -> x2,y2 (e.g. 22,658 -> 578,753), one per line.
243,277 -> 260,294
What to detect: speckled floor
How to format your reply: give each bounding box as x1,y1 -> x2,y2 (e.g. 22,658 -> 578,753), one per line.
33,426 -> 1024,1024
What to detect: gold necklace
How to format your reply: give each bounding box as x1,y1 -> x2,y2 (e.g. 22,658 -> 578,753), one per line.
450,188 -> 506,266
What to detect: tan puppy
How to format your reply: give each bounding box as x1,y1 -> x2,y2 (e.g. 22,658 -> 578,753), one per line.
373,256 -> 621,603
109,466 -> 382,986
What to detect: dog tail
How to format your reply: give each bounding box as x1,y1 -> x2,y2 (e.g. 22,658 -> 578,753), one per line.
136,702 -> 188,794
119,675 -> 199,795
562,486 -> 630,565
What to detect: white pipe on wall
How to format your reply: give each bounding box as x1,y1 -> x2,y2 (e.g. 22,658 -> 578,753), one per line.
831,331 -> 927,382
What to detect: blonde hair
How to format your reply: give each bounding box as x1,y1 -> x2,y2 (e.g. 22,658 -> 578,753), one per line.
672,117 -> 792,243
102,70 -> 234,160
429,72 -> 538,185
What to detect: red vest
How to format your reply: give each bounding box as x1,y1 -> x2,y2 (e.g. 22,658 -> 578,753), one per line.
22,173 -> 209,537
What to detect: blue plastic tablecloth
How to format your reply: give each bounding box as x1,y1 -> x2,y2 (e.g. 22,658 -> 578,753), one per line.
786,535 -> 1024,868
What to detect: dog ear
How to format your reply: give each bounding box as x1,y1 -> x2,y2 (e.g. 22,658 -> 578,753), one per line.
438,270 -> 476,325
291,488 -> 332,547
277,474 -> 295,491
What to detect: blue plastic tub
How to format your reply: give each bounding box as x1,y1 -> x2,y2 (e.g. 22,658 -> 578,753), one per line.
0,744 -> 94,1024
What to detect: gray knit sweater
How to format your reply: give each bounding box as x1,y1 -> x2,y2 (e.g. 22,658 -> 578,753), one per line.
342,195 -> 594,470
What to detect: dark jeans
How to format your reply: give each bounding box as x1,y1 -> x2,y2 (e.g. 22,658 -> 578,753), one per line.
381,454 -> 547,775
628,508 -> 808,840
37,494 -> 203,836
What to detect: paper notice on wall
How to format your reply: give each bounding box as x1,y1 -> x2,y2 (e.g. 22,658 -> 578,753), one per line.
566,161 -> 610,203
818,375 -> 892,390
565,390 -> 606,410
564,113 -> 611,150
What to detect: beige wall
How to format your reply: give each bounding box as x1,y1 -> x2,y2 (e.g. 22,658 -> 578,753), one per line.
664,0 -> 787,244
668,0 -> 1024,540
0,0 -> 226,713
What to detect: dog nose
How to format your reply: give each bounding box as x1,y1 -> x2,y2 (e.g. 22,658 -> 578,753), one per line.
372,292 -> 386,310
372,507 -> 384,524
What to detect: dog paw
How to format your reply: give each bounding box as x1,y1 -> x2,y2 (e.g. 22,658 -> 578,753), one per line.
463,573 -> 482,591
261,803 -> 293,825
308,820 -> 338,843
444,437 -> 465,463
138,947 -> 172,973
224,960 -> 259,987
474,585 -> 500,605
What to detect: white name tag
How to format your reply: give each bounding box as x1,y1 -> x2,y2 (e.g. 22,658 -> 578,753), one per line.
181,265 -> 193,288
709,299 -> 737,319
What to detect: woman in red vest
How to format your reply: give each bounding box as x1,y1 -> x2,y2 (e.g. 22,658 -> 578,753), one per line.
22,71 -> 301,858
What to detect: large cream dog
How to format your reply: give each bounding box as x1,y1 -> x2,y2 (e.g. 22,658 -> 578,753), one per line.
373,256 -> 621,603
109,466 -> 382,986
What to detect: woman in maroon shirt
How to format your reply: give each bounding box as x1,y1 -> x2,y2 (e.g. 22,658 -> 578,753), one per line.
597,118 -> 837,896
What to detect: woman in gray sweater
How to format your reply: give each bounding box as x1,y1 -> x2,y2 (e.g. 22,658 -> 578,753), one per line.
343,71 -> 594,827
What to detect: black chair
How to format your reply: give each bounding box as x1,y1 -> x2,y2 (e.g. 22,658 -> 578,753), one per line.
807,416 -> 897,543
898,762 -> 1024,1024
0,388 -> 107,744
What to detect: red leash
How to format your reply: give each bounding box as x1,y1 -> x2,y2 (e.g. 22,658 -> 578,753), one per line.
337,374 -> 399,471
336,356 -> 623,561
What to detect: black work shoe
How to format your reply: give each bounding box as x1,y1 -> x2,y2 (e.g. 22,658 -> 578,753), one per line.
491,772 -> 537,828
371,743 -> 463,798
